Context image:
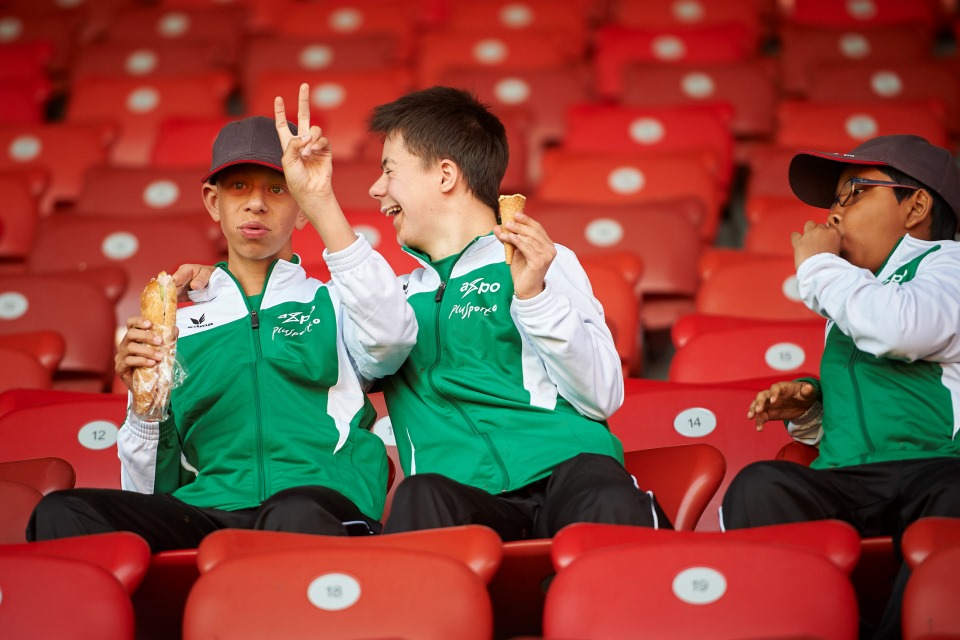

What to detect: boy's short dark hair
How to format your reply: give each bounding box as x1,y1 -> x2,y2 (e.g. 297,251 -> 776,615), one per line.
878,166 -> 958,241
368,86 -> 508,213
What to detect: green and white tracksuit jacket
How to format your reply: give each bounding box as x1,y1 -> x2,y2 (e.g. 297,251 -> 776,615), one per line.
786,235 -> 960,469
118,237 -> 417,520
382,234 -> 626,495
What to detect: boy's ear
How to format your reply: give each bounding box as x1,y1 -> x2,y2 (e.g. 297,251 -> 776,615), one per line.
904,188 -> 933,232
202,182 -> 221,222
294,209 -> 309,230
438,158 -> 459,193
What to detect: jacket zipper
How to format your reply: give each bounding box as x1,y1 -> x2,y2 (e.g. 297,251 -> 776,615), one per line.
424,261 -> 510,492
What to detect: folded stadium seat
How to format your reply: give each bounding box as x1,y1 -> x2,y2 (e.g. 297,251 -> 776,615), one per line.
97,5 -> 246,66
902,516 -> 960,571
0,531 -> 151,594
774,100 -> 951,151
416,29 -> 581,88
695,254 -> 822,320
0,274 -> 116,391
0,40 -> 54,85
241,35 -> 404,98
903,546 -> 960,640
0,391 -> 128,488
439,65 -> 594,184
70,40 -> 232,81
66,73 -> 234,167
0,3 -> 83,75
542,539 -> 859,639
620,58 -> 779,140
743,196 -> 824,254
668,318 -> 826,383
0,170 -> 44,264
609,0 -> 763,41
778,0 -> 940,30
608,378 -> 797,531
0,479 -> 43,543
196,525 -> 503,581
183,546 -> 493,640
531,200 -> 702,331
0,348 -> 52,393
0,455 -> 75,494
0,122 -> 114,214
579,259 -> 642,377
563,103 -> 736,193
537,149 -> 722,242
257,0 -> 420,61
247,68 -> 414,162
72,165 -> 222,251
552,519 -> 862,574
0,555 -> 135,639
0,76 -> 53,126
744,143 -> 803,202
593,25 -> 756,101
27,215 -> 222,340
805,61 -> 960,135
777,25 -> 935,96
149,116 -> 234,168
487,441 -> 729,639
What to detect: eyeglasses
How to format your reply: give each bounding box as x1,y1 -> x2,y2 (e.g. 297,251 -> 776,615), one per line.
833,176 -> 921,207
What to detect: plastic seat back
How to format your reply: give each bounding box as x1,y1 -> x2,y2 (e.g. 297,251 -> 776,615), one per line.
903,545 -> 960,640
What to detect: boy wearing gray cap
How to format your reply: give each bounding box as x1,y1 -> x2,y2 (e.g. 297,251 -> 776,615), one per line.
722,135 -> 960,637
28,110 -> 417,551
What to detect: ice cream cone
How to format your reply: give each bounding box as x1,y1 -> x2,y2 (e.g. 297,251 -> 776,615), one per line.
498,193 -> 526,265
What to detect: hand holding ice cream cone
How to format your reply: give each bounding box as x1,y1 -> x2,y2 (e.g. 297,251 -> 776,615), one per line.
498,194 -> 526,265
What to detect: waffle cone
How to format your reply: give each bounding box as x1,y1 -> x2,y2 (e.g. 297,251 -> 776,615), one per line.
498,194 -> 526,265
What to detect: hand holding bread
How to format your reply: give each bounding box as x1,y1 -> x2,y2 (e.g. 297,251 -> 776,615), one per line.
131,272 -> 178,420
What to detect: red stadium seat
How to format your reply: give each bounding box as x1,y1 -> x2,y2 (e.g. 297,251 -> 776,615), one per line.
609,379 -> 797,530
149,116 -> 233,169
593,25 -> 755,100
669,319 -> 826,383
0,531 -> 151,593
552,519 -> 862,574
0,3 -> 82,73
184,546 -> 493,640
623,443 -> 727,532
902,516 -> 960,570
66,73 -> 233,166
0,170 -> 42,262
75,165 -> 209,218
0,122 -> 114,214
537,149 -> 722,241
563,103 -> 735,190
620,59 -> 779,138
775,100 -> 951,151
0,391 -> 128,488
0,347 -> 51,393
543,539 -> 858,640
444,0 -> 592,57
778,25 -> 935,96
27,215 -> 222,336
534,200 -> 702,331
71,41 -> 231,80
695,254 -> 821,321
903,545 -> 960,640
779,0 -> 939,29
0,478 -> 42,543
805,61 -> 960,134
0,455 -> 75,494
248,68 -> 414,162
581,259 -> 642,376
0,40 -> 54,83
197,525 -> 502,582
0,555 -> 135,639
0,274 -> 116,390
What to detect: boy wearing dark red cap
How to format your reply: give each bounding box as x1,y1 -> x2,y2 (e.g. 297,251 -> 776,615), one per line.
28,110 -> 417,551
722,135 -> 960,638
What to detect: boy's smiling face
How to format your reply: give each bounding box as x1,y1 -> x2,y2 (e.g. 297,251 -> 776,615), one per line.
203,165 -> 307,265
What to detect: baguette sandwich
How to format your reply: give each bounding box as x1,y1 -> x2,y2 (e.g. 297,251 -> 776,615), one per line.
132,272 -> 178,420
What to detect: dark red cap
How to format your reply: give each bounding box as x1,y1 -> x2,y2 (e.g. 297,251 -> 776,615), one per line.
201,116 -> 297,183
789,135 -> 960,220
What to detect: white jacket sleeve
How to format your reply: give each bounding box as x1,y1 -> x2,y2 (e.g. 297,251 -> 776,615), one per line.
511,246 -> 624,420
797,250 -> 960,362
117,395 -> 160,494
325,234 -> 418,381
